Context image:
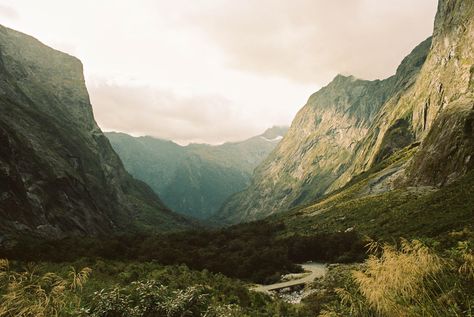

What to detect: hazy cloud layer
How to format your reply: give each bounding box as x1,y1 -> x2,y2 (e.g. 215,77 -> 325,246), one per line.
88,81 -> 260,144
186,0 -> 437,83
2,0 -> 437,144
0,4 -> 19,20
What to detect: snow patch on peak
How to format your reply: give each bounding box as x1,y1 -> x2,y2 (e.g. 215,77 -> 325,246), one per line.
260,135 -> 284,142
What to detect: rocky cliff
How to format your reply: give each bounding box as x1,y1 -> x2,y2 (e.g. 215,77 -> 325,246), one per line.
331,0 -> 474,191
218,0 -> 474,224
217,38 -> 432,224
106,126 -> 287,219
0,25 -> 189,239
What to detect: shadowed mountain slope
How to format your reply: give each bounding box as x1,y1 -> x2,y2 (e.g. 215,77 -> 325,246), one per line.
0,25 -> 190,239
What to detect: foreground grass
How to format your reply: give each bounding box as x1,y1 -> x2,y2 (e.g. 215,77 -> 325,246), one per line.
0,259 -> 309,317
305,231 -> 474,316
2,233 -> 472,316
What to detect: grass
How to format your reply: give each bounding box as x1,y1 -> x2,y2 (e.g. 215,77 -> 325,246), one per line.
0,259 -> 91,317
0,259 -> 308,317
320,238 -> 474,317
279,144 -> 474,241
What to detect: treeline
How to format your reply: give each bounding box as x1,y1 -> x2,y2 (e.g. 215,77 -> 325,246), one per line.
1,221 -> 366,284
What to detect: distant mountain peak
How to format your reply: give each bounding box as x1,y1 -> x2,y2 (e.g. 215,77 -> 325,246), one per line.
106,127 -> 286,220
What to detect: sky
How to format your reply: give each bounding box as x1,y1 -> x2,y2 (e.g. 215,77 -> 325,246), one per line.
0,0 -> 437,144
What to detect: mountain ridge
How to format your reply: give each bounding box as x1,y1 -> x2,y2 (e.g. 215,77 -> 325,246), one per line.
106,126 -> 288,219
216,37 -> 433,224
218,0 -> 474,226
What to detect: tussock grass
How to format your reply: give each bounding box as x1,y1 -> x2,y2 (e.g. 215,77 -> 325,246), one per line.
0,259 -> 90,317
321,237 -> 474,317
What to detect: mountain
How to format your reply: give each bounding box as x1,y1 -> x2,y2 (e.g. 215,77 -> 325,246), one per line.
218,0 -> 474,225
217,38 -> 432,223
0,25 -> 190,239
106,126 -> 288,219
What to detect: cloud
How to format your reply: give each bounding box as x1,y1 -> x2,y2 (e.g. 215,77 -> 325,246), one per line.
0,4 -> 19,20
184,0 -> 437,84
87,80 -> 259,145
4,0 -> 438,144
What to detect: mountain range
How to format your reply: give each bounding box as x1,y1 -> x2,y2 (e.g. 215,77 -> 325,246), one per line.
105,126 -> 287,219
0,1 -> 473,315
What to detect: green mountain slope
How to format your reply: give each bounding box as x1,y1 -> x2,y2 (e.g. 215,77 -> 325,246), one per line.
276,144 -> 474,240
0,25 -> 190,239
331,0 -> 474,192
217,38 -> 432,224
285,0 -> 474,240
219,0 -> 474,226
106,126 -> 287,219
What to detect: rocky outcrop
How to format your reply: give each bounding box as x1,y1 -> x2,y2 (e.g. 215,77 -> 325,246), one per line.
0,25 -> 189,238
403,0 -> 474,185
106,126 -> 287,219
332,0 -> 474,190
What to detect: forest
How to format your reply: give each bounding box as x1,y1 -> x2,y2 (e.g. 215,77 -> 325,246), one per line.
1,221 -> 366,284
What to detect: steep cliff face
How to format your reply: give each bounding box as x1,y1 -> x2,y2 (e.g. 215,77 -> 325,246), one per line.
0,25 -> 189,238
332,0 -> 474,191
404,0 -> 474,185
217,38 -> 431,224
106,126 -> 287,219
219,0 -> 474,225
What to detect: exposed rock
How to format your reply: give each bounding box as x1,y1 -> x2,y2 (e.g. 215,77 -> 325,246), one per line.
218,0 -> 474,225
332,0 -> 474,191
216,37 -> 432,224
0,24 -> 189,238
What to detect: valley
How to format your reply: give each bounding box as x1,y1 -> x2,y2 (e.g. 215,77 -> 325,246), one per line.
0,0 -> 473,316
106,126 -> 287,220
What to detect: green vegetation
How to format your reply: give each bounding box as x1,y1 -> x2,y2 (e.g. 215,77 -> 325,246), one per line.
309,233 -> 474,316
0,259 -> 306,316
4,230 -> 467,316
281,152 -> 474,241
1,222 -> 366,285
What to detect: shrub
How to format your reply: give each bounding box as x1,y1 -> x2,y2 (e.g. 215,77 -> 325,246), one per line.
84,281 -> 242,317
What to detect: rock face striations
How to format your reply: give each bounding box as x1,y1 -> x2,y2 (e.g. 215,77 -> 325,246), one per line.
0,25 -> 189,238
218,0 -> 474,224
106,126 -> 287,219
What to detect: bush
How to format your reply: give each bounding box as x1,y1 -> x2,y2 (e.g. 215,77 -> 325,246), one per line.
85,281 -> 213,317
1,222 -> 366,284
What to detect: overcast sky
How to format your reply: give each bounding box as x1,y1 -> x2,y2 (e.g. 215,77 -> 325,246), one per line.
0,0 -> 437,144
